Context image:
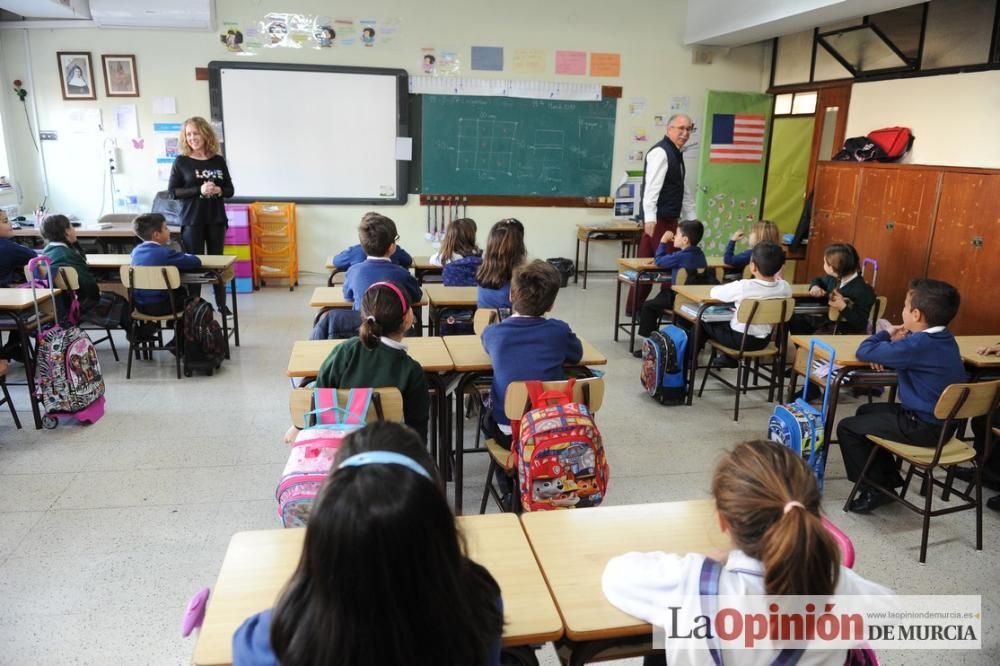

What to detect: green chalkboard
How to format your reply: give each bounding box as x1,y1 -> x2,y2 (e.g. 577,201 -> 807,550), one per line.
419,95 -> 617,197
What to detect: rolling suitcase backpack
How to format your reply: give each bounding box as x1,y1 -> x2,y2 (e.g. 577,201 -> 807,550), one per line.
276,388 -> 378,527
182,297 -> 226,376
640,324 -> 688,405
27,256 -> 105,428
767,339 -> 835,492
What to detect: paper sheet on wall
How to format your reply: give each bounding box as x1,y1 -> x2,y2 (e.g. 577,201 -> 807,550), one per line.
511,48 -> 545,74
156,157 -> 174,182
113,104 -> 138,137
471,46 -> 503,71
589,52 -> 621,77
67,108 -> 102,133
395,137 -> 412,161
670,95 -> 690,112
152,96 -> 176,114
153,122 -> 182,162
554,50 -> 586,75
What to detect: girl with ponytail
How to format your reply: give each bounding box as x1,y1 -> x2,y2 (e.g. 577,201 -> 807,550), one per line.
315,282 -> 429,442
602,440 -> 891,665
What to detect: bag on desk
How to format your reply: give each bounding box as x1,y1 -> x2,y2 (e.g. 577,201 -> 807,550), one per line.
640,324 -> 688,405
437,308 -> 475,336
182,297 -> 225,375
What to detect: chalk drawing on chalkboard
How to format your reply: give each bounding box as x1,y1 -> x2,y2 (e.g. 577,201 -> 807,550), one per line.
456,118 -> 519,175
578,117 -> 615,171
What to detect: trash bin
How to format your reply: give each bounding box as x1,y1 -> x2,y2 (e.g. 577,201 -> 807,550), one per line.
546,258 -> 574,288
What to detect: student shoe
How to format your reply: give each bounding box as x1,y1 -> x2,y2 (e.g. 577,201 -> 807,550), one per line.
987,495 -> 1000,512
848,488 -> 896,514
218,305 -> 232,317
711,356 -> 739,369
951,467 -> 1000,491
632,349 -> 644,359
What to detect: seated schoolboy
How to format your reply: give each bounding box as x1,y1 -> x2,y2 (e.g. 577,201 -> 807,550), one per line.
342,213 -> 422,310
481,260 -> 583,452
702,240 -> 792,354
635,219 -> 708,346
792,243 -> 876,335
332,211 -> 412,271
838,278 -> 967,514
0,210 -> 36,362
130,213 -> 201,316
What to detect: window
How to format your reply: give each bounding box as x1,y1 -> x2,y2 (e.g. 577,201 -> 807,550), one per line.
774,92 -> 816,116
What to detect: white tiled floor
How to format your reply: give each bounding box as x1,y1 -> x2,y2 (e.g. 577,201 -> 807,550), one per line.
0,274 -> 996,665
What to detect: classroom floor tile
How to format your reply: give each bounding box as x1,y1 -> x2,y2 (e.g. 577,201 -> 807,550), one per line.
0,275 -> 995,664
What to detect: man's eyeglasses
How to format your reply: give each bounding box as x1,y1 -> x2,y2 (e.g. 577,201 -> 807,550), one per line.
669,125 -> 695,133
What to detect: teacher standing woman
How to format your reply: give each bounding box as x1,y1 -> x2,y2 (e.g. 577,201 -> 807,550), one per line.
627,114 -> 696,314
168,116 -> 234,313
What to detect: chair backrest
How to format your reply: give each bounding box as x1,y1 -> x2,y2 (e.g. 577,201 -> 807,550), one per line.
473,308 -> 499,335
52,266 -> 79,291
289,387 -> 404,425
503,377 -> 605,421
735,297 -> 795,326
676,266 -> 722,286
933,380 -> 1000,422
870,296 -> 887,326
120,265 -> 181,290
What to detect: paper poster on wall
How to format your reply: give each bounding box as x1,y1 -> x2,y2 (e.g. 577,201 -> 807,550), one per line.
67,108 -> 101,133
670,95 -> 690,112
653,114 -> 666,126
156,157 -> 174,182
511,48 -> 545,74
471,46 -> 503,72
379,18 -> 402,44
632,128 -> 648,143
359,19 -> 377,47
262,13 -> 293,48
313,17 -> 337,48
152,96 -> 176,115
421,48 -> 437,74
438,50 -> 461,75
683,127 -> 701,157
589,52 -> 621,77
112,104 -> 138,137
627,98 -> 645,116
154,122 -> 182,158
335,18 -> 358,46
627,150 -> 644,162
219,21 -> 249,54
554,50 -> 586,75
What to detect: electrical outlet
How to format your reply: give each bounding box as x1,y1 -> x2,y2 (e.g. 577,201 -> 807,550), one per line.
39,131 -> 58,141
107,146 -> 120,173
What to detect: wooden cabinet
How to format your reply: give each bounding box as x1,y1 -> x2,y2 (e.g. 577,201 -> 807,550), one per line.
807,162 -> 1000,334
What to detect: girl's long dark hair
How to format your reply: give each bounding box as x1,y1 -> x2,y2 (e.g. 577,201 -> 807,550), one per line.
270,422 -> 503,665
438,217 -> 479,265
358,283 -> 410,350
476,218 -> 526,289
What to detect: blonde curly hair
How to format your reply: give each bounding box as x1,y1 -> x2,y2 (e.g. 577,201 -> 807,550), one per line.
179,116 -> 220,156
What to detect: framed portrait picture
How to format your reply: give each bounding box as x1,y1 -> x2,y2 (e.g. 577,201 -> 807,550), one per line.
102,54 -> 139,97
57,52 -> 96,101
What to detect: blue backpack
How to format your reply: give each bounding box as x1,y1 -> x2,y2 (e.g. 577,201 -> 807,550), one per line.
441,255 -> 482,286
640,324 -> 687,405
767,339 -> 835,492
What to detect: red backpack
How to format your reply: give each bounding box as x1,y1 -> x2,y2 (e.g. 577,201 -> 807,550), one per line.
513,379 -> 609,512
866,126 -> 914,161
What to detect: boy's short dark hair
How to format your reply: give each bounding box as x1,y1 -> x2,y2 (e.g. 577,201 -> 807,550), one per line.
358,213 -> 397,257
908,278 -> 960,327
40,214 -> 72,243
678,220 -> 704,246
751,241 -> 785,278
133,213 -> 167,241
511,259 -> 561,317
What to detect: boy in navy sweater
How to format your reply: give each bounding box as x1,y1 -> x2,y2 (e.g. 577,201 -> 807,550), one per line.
636,219 -> 708,342
481,260 -> 583,451
333,212 -> 412,271
343,213 -> 421,310
0,210 -> 36,362
130,213 -> 202,316
838,278 -> 967,514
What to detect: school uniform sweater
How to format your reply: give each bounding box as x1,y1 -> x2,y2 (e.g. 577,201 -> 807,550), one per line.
856,327 -> 967,425
316,336 -> 428,442
709,278 -> 793,338
481,316 -> 583,426
129,241 -> 202,307
810,273 -> 877,334
477,282 -> 511,309
167,154 -> 234,227
342,258 -> 422,311
333,244 -> 412,271
723,240 -> 751,272
652,245 -> 707,283
42,242 -> 98,301
0,238 -> 36,286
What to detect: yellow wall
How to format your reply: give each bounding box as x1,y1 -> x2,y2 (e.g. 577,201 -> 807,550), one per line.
0,0 -> 767,275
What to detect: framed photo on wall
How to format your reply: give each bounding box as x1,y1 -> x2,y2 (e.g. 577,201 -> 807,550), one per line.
102,54 -> 139,97
57,52 -> 96,100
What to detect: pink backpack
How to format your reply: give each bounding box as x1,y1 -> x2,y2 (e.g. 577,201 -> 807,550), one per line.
276,388 -> 379,527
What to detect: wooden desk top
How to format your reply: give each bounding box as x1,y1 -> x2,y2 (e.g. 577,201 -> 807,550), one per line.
287,337 -> 454,376
618,256 -> 727,271
443,334 -> 607,373
672,283 -> 813,303
956,335 -> 1000,368
0,288 -> 57,310
577,223 -> 642,240
191,515 -> 562,665
86,254 -> 235,270
324,256 -> 439,271
423,284 -> 478,306
521,500 -> 727,641
12,222 -> 180,239
791,334 -> 1000,369
309,286 -> 428,309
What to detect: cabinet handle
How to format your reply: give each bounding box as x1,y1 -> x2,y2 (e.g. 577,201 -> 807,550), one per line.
972,236 -> 984,249
885,221 -> 895,230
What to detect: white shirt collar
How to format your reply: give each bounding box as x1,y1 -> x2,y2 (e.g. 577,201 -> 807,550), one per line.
380,336 -> 407,351
366,256 -> 391,262
923,326 -> 946,335
840,272 -> 859,288
723,550 -> 765,577
138,240 -> 161,247
46,241 -> 68,248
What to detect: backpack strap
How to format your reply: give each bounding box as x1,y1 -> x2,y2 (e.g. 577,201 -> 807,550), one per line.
308,388 -> 342,427
525,377 -> 577,409
697,557 -> 804,666
342,388 -> 374,425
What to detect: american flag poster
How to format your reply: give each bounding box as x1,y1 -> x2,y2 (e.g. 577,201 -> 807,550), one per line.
709,114 -> 766,163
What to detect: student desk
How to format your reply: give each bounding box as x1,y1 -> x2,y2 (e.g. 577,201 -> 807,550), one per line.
0,288 -> 58,429
191,514 -> 563,666
309,286 -> 429,335
574,222 -> 642,289
613,256 -> 728,353
324,255 -> 441,286
956,335 -> 1000,379
87,254 -> 240,354
12,222 -> 181,252
423,285 -> 478,336
672,283 -> 815,406
442,334 -> 607,514
286,337 -> 453,462
520,500 -> 728,665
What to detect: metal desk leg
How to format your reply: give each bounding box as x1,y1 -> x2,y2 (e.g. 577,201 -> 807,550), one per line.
613,278 -> 625,342
217,275 -> 231,360
14,314 -> 43,429
574,237 -> 581,284
230,276 -> 240,347
582,234 -> 592,290
686,308 -> 706,406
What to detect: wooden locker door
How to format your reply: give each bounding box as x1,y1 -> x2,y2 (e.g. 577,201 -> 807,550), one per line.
803,163 -> 860,281
853,168 -> 942,322
926,172 -> 1000,334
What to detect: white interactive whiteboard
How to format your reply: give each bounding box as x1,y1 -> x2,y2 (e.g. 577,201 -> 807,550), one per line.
208,62 -> 408,204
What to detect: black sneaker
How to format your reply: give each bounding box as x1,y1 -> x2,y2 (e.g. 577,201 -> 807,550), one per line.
711,356 -> 739,369
632,349 -> 643,359
987,495 -> 1000,512
218,305 -> 232,317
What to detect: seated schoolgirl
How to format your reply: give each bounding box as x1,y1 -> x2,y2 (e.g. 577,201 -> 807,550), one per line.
476,218 -> 526,310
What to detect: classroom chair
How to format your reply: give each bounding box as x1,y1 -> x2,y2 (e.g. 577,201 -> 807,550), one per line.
473,308 -> 500,335
827,295 -> 887,335
120,265 -> 185,380
46,266 -> 120,361
650,266 -> 724,331
843,379 -> 1000,563
288,386 -> 404,426
697,297 -> 795,422
480,376 -> 604,514
0,362 -> 20,429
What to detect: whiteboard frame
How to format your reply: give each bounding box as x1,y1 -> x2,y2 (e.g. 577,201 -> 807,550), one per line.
208,60 -> 409,205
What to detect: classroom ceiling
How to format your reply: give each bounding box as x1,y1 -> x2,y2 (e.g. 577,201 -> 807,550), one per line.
686,0 -> 933,46
0,0 -> 215,29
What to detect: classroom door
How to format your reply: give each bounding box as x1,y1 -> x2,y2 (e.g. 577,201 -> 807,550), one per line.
695,91 -> 773,257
